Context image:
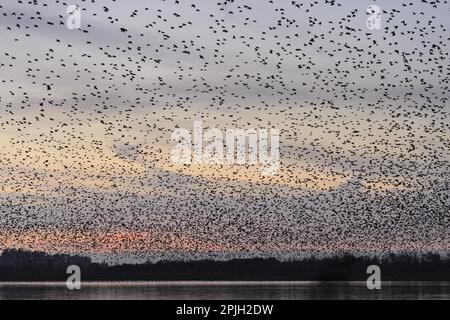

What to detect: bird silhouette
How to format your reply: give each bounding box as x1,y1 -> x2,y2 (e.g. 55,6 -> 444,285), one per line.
0,0 -> 448,264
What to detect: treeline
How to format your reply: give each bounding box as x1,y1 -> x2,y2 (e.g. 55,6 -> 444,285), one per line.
0,249 -> 449,281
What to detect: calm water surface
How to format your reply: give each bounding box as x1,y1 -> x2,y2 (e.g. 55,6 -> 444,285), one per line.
1,281 -> 450,300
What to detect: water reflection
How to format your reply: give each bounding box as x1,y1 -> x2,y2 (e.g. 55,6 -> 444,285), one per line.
1,282 -> 450,300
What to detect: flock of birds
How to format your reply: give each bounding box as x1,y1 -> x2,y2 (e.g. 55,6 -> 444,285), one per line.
0,0 -> 449,263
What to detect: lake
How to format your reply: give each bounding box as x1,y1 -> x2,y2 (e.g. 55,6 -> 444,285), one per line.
1,281 -> 450,300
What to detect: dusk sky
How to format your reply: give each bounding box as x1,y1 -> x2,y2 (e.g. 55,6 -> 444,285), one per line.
0,0 -> 449,264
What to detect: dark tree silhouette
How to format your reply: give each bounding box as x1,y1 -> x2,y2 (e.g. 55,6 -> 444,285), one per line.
1,249 -> 449,281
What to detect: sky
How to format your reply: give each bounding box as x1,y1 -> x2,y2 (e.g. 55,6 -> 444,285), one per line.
0,0 -> 449,264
